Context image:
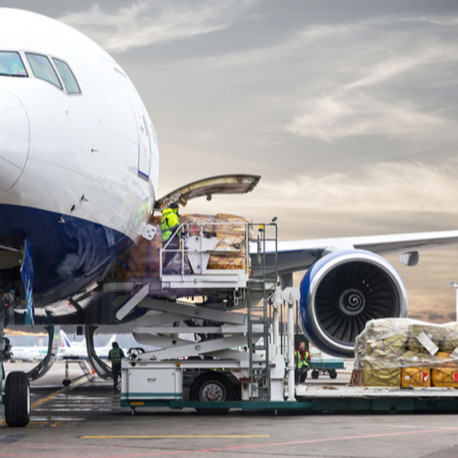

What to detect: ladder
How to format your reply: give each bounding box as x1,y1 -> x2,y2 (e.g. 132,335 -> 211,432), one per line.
63,358 -> 95,385
247,223 -> 278,400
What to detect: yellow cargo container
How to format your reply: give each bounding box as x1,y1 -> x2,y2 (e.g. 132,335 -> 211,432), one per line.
401,367 -> 430,388
431,368 -> 458,388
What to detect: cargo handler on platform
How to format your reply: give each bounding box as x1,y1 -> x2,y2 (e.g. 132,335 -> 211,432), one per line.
108,341 -> 125,391
161,202 -> 181,272
295,341 -> 310,383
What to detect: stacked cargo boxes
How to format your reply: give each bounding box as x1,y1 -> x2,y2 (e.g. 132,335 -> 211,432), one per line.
110,213 -> 251,281
184,214 -> 249,270
351,319 -> 458,388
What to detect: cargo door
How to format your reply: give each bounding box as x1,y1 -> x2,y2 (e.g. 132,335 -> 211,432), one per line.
154,174 -> 261,210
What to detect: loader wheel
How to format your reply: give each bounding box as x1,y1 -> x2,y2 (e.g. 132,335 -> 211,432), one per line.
190,372 -> 234,414
311,370 -> 319,380
4,371 -> 30,427
329,369 -> 337,379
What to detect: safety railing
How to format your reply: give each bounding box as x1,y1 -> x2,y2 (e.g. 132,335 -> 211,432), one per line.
159,221 -> 251,289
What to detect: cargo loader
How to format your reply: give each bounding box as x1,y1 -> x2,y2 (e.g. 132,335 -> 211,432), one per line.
115,220 -> 458,415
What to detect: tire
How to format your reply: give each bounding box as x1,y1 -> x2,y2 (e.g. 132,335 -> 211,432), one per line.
62,379 -> 71,387
190,372 -> 234,414
329,369 -> 337,379
311,370 -> 319,380
4,371 -> 30,427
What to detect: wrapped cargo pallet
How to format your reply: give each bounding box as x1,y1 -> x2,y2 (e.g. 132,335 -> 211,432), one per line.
351,318 -> 458,388
114,213 -> 251,281
182,214 -> 251,271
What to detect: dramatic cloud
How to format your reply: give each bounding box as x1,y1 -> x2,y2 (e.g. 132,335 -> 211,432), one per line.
59,0 -> 257,52
287,93 -> 447,142
229,158 -> 458,215
286,17 -> 458,142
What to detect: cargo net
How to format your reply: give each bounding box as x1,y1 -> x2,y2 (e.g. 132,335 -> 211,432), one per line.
112,213 -> 251,281
351,318 -> 458,388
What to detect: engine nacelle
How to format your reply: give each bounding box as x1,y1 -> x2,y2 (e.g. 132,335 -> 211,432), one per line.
299,249 -> 408,357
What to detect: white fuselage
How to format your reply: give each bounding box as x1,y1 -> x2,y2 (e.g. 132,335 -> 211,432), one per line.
0,9 -> 159,304
0,8 -> 158,236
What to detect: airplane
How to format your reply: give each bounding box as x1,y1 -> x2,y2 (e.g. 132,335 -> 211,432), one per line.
1,8 -> 458,426
59,331 -> 120,360
8,343 -> 46,362
59,330 -> 87,360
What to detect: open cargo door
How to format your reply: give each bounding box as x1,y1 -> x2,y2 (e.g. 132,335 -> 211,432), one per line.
154,174 -> 260,210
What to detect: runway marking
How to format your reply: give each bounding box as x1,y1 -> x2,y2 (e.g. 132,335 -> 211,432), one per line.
173,427 -> 458,455
81,434 -> 270,439
30,375 -> 87,410
80,427 -> 458,456
0,427 -> 457,457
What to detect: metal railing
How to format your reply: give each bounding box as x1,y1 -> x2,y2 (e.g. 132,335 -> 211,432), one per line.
159,221 -> 251,279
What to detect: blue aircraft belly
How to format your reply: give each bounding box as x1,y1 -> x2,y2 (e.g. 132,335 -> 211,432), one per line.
0,204 -> 129,305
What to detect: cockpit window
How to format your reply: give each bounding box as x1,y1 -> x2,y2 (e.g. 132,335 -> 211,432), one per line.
53,58 -> 81,94
0,51 -> 28,77
26,53 -> 62,89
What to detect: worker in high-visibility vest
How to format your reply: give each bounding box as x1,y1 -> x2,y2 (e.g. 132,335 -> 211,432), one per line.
295,341 -> 310,383
161,202 -> 181,272
108,341 -> 125,391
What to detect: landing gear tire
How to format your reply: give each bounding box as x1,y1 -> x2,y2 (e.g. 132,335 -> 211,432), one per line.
329,369 -> 337,379
62,379 -> 71,387
4,371 -> 30,427
311,370 -> 319,380
190,372 -> 234,415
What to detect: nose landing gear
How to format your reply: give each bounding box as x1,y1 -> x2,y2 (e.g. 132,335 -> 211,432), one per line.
1,292 -> 31,427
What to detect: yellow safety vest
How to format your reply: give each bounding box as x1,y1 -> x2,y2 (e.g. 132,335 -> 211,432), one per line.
109,348 -> 122,365
295,350 -> 309,369
161,208 -> 180,243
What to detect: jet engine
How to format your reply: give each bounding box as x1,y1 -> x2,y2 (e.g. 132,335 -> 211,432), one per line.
299,249 -> 408,357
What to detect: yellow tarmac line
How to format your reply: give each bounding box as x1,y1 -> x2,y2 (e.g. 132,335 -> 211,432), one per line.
31,375 -> 87,410
81,434 -> 271,439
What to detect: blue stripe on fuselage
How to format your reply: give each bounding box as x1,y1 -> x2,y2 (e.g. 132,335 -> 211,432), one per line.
0,204 -> 130,305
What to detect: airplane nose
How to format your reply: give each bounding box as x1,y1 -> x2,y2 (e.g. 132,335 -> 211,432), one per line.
0,88 -> 30,193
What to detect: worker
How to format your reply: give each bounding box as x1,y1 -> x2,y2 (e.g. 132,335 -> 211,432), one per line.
294,341 -> 309,383
161,202 -> 181,272
108,341 -> 125,391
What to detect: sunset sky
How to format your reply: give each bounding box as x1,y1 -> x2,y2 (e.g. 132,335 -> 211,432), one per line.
3,0 -> 458,322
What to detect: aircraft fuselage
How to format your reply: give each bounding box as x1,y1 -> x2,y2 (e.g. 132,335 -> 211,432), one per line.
0,9 -> 158,304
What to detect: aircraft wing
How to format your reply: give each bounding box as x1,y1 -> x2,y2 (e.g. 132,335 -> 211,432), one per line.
256,230 -> 458,275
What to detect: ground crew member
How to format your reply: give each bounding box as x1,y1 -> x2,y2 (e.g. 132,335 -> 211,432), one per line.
161,202 -> 181,272
295,341 -> 310,383
108,341 -> 125,391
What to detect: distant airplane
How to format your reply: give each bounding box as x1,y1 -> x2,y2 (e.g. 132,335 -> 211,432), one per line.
60,331 -> 121,359
9,344 -> 46,362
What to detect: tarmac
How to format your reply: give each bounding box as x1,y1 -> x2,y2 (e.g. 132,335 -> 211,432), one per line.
1,361 -> 458,457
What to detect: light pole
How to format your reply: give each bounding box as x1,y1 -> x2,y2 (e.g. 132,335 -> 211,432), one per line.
450,282 -> 458,322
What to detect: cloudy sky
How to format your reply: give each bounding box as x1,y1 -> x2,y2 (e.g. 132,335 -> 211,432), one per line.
3,0 -> 458,321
